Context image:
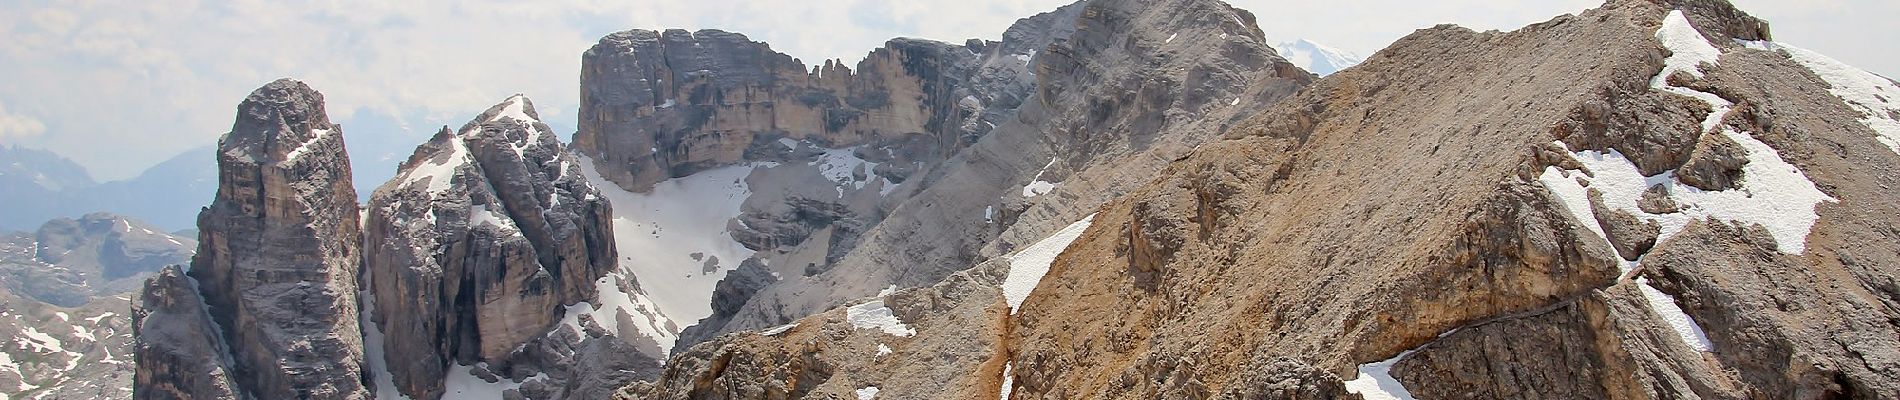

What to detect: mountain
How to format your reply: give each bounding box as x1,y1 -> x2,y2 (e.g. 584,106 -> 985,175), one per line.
1,213 -> 195,307
0,145 -> 217,233
132,0 -> 1900,398
362,94 -> 639,399
84,147 -> 219,231
623,0 -> 1900,398
135,79 -> 370,399
1273,38 -> 1364,75
0,213 -> 190,399
574,0 -> 1316,354
0,145 -> 97,231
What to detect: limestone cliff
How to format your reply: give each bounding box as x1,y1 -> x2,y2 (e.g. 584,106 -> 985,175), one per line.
362,95 -> 647,399
137,79 -> 369,400
692,0 -> 1314,346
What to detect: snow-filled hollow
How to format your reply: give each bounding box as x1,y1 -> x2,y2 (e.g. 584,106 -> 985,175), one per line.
575,154 -> 763,349
1001,214 -> 1097,312
1342,350 -> 1416,400
845,300 -> 915,337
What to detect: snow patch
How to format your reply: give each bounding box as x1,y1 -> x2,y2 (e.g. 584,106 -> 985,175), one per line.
1002,214 -> 1097,312
490,95 -> 537,125
1342,350 -> 1417,400
399,136 -> 470,194
1020,159 -> 1059,198
759,323 -> 797,336
577,154 -> 753,330
1653,11 -> 1721,86
1776,42 -> 1900,155
85,313 -> 114,324
557,273 -> 679,354
845,300 -> 915,337
1165,33 -> 1177,44
777,138 -> 799,150
875,343 -> 891,357
999,363 -> 1014,400
283,128 -> 335,162
18,327 -> 62,353
1638,277 -> 1715,352
468,204 -> 520,234
855,386 -> 880,400
442,362 -> 542,398
359,291 -> 412,400
71,326 -> 94,342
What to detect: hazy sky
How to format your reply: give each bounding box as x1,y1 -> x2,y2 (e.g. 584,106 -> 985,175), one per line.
1,0 -> 1892,180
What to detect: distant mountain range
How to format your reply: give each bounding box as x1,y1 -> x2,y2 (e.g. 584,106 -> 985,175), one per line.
0,145 -> 213,232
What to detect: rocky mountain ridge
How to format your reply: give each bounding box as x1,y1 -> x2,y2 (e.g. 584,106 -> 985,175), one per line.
129,0 -> 1900,399
620,0 -> 1900,398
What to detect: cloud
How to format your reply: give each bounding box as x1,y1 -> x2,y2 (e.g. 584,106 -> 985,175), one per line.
0,0 -> 1892,180
0,102 -> 47,142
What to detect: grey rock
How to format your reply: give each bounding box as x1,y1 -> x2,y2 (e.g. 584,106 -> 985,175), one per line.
133,266 -> 244,400
362,95 -> 629,399
157,78 -> 370,399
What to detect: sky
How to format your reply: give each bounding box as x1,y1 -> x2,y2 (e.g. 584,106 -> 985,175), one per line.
1,0 -> 1893,181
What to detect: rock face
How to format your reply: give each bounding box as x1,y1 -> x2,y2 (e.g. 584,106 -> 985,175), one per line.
362,95 -> 639,399
140,79 -> 370,399
628,0 -> 1900,398
683,0 -> 1313,347
133,266 -> 241,400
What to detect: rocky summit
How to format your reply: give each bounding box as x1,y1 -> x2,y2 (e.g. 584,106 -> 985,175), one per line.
130,0 -> 1900,399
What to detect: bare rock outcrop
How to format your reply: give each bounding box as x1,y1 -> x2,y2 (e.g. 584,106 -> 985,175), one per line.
689,0 -> 1314,347
133,266 -> 243,400
628,0 -> 1900,398
137,79 -> 369,399
362,95 -> 635,399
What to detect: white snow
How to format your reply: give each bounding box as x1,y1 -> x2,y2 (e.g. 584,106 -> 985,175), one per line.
442,362 -> 542,399
283,128 -> 335,162
759,322 -> 797,336
1536,9 -> 1843,355
1020,181 -> 1057,198
814,147 -> 878,191
491,94 -> 537,125
359,291 -> 412,400
1165,33 -> 1178,44
984,206 -> 994,224
84,313 -> 114,324
1001,214 -> 1097,312
557,273 -> 679,353
1776,42 -> 1900,155
1637,277 -> 1715,352
1020,159 -> 1059,198
71,326 -> 93,342
577,154 -> 756,335
1653,11 -> 1721,86
845,300 -> 915,337
52,312 -> 66,322
875,343 -> 892,357
1342,350 -> 1417,400
777,138 -> 800,150
399,136 -> 471,194
468,204 -> 520,234
855,386 -> 880,400
18,327 -> 62,353
999,363 -> 1014,400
